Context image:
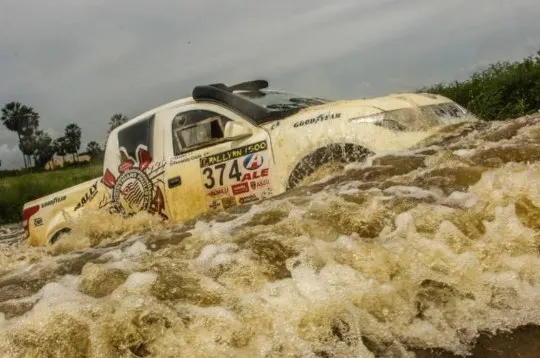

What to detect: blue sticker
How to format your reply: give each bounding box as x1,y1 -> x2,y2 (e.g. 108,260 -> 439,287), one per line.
243,153 -> 264,170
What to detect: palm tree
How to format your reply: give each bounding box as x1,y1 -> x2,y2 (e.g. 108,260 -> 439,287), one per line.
53,137 -> 68,165
86,141 -> 102,156
65,123 -> 82,161
19,133 -> 38,167
108,113 -> 129,134
1,102 -> 39,168
32,130 -> 55,169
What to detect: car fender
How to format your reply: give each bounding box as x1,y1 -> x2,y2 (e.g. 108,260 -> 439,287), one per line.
44,207 -> 78,245
266,107 -> 379,191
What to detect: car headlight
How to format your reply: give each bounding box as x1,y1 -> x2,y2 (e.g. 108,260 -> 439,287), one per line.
349,113 -> 406,131
349,113 -> 385,124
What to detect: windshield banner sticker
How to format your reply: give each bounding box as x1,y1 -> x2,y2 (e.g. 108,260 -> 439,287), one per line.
200,140 -> 267,167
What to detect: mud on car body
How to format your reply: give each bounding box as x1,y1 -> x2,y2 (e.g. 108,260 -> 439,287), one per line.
21,79 -> 478,246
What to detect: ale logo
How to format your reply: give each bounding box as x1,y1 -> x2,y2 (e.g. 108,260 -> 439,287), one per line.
243,153 -> 264,170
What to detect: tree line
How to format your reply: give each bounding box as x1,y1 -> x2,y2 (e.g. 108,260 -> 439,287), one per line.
0,103 -> 130,170
420,49 -> 540,121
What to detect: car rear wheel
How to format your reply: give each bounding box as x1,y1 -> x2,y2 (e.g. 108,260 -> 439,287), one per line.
49,227 -> 72,245
285,143 -> 372,191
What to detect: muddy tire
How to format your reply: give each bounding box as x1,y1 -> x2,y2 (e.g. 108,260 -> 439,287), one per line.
286,143 -> 372,190
49,228 -> 72,245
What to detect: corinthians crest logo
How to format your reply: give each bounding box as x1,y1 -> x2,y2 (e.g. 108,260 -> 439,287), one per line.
101,145 -> 167,219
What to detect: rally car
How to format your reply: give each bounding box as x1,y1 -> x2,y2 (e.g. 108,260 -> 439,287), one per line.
21,79 -> 477,246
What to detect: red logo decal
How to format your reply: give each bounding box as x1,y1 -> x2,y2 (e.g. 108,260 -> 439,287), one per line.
241,168 -> 269,182
232,182 -> 250,195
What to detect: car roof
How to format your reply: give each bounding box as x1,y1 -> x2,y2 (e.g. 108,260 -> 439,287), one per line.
111,81 -> 454,135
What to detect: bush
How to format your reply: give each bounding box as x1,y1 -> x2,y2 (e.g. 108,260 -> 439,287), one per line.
419,50 -> 540,121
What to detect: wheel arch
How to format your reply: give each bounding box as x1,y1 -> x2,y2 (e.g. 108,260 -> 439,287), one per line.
285,143 -> 373,191
48,227 -> 72,245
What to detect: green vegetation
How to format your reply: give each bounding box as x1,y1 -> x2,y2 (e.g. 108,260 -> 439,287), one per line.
420,50 -> 540,121
0,107 -> 127,224
0,165 -> 102,225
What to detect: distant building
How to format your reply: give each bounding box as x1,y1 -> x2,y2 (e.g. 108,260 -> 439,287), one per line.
44,153 -> 91,170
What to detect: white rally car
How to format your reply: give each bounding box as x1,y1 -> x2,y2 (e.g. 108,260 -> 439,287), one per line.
21,79 -> 477,246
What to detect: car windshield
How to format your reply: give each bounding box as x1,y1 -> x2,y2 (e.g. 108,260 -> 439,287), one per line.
237,90 -> 331,114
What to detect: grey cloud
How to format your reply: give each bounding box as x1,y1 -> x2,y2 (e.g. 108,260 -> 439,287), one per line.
0,144 -> 22,170
1,0 -> 539,170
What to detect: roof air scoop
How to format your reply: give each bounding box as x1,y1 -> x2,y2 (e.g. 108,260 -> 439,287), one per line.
192,84 -> 271,121
228,80 -> 268,92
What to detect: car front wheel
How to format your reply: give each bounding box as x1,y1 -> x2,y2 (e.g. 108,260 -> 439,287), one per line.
285,143 -> 373,191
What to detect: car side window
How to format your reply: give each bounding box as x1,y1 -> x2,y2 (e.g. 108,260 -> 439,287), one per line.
172,110 -> 231,155
117,115 -> 154,160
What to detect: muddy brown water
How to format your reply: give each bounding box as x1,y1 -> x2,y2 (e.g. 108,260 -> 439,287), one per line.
2,115 -> 540,357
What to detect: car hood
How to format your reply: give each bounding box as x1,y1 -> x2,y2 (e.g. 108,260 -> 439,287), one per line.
261,92 -> 476,131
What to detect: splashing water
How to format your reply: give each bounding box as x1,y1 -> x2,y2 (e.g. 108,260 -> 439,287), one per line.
1,115 -> 540,357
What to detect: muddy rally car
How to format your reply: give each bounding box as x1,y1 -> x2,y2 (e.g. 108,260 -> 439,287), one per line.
21,80 -> 477,246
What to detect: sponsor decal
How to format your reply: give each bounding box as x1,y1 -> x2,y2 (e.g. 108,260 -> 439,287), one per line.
101,145 -> 168,219
239,194 -> 259,205
241,168 -> 269,182
243,153 -> 264,171
209,200 -> 221,210
170,153 -> 202,166
261,187 -> 273,200
208,187 -> 229,197
250,178 -> 270,191
200,140 -> 267,167
74,180 -> 99,211
41,195 -> 67,208
232,182 -> 250,195
34,217 -> 43,227
269,121 -> 281,130
221,197 -> 237,209
293,112 -> 341,128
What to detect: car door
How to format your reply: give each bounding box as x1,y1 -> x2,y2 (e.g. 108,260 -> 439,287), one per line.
162,102 -> 276,222
99,114 -> 171,220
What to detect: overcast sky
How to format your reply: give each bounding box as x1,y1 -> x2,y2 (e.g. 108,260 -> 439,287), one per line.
1,0 -> 539,169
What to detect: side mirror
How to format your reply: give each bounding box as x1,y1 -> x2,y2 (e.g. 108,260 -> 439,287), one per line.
224,121 -> 252,140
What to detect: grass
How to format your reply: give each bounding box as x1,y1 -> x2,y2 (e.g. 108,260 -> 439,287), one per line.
0,164 -> 102,225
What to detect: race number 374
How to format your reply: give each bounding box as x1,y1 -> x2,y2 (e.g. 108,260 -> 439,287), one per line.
202,160 -> 242,189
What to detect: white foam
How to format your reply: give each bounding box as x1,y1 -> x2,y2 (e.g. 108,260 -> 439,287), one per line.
123,271 -> 157,288
384,185 -> 442,201
445,191 -> 478,208
123,240 -> 148,257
